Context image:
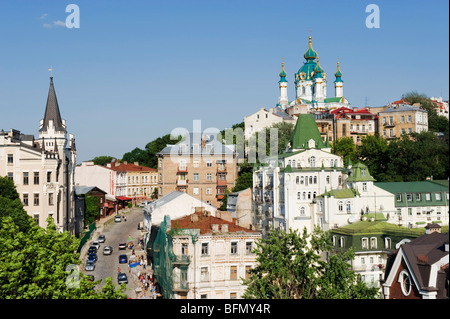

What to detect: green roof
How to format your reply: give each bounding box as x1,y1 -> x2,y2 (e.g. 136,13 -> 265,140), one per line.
346,162 -> 376,183
323,97 -> 343,103
319,188 -> 359,198
375,181 -> 449,208
290,114 -> 326,150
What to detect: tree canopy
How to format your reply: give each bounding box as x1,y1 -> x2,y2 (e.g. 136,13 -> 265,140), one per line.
242,226 -> 379,299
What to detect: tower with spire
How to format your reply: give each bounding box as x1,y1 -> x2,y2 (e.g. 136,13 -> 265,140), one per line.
334,59 -> 344,98
278,59 -> 289,108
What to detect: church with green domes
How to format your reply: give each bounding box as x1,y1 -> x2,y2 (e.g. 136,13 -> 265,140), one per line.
277,35 -> 350,111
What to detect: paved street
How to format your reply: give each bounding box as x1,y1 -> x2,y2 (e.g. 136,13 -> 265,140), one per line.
81,207 -> 151,298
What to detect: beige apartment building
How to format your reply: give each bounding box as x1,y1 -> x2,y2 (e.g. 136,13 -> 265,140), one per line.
156,133 -> 238,208
0,76 -> 78,234
377,104 -> 428,139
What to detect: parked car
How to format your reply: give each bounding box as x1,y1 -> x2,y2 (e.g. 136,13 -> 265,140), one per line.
118,243 -> 127,250
117,273 -> 128,284
88,246 -> 97,254
119,254 -> 128,263
92,241 -> 100,250
85,261 -> 95,271
87,253 -> 97,263
86,275 -> 95,281
114,215 -> 121,223
103,246 -> 113,255
98,234 -> 106,243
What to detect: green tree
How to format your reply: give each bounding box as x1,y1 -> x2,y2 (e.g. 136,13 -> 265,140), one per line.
91,156 -> 116,166
0,216 -> 127,299
84,195 -> 100,225
332,137 -> 357,165
122,147 -> 151,167
243,227 -> 379,299
357,135 -> 391,181
0,176 -> 33,233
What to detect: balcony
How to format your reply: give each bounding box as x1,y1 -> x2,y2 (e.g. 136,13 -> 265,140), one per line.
383,122 -> 396,127
173,281 -> 189,292
172,254 -> 190,265
177,179 -> 188,186
177,165 -> 188,173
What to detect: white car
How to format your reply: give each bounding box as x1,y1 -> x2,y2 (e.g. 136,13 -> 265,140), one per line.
103,246 -> 113,255
85,261 -> 95,271
114,215 -> 121,223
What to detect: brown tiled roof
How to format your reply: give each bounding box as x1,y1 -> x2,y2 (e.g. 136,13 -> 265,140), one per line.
172,212 -> 256,235
107,161 -> 156,172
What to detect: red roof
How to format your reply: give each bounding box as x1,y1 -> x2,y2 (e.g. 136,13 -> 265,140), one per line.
116,196 -> 132,201
391,98 -> 410,105
173,212 -> 256,235
107,161 -> 156,172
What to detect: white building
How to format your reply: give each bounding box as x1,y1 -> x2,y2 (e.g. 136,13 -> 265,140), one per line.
152,211 -> 261,299
0,76 -> 77,233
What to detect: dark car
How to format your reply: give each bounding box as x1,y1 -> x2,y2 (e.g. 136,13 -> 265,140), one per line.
86,275 -> 95,282
118,243 -> 127,250
87,253 -> 97,263
117,273 -> 128,284
88,246 -> 97,254
119,254 -> 127,263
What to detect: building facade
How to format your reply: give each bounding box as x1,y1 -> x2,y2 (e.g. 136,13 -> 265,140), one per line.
152,211 -> 261,299
156,133 -> 238,209
0,76 -> 77,233
376,104 -> 428,139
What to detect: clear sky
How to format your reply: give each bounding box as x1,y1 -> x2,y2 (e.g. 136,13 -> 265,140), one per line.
0,0 -> 448,163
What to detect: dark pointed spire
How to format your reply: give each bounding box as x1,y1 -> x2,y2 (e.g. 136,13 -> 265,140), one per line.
40,76 -> 64,132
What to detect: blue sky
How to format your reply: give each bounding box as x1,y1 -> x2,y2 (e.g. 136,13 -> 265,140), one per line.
0,0 -> 448,163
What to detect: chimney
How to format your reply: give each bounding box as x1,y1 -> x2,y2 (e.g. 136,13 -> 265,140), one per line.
191,214 -> 199,223
445,243 -> 449,252
107,163 -> 111,168
134,162 -> 139,166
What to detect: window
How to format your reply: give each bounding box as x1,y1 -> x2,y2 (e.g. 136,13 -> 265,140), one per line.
23,194 -> 28,206
296,176 -> 299,184
201,242 -> 209,256
206,173 -> 212,181
245,266 -> 252,279
399,270 -> 412,296
362,182 -> 367,191
230,292 -> 238,299
361,169 -> 366,177
416,193 -> 421,201
7,154 -> 13,164
383,129 -> 386,136
406,193 -> 412,201
326,175 -> 330,184
193,160 -> 199,168
362,238 -> 368,249
408,128 -> 412,134
297,192 -> 301,200
408,115 -> 412,123
245,242 -> 253,254
181,243 -> 188,256
396,194 -> 402,202
48,193 -> 54,206
33,214 -> 39,225
200,267 -> 209,281
338,201 -> 343,212
300,207 -> 305,216
425,193 -> 431,201
346,201 -> 351,212
47,171 -> 52,183
34,172 -> 39,185
206,187 -> 212,195
385,238 -> 391,249
230,266 -> 238,280
436,193 -> 442,201
193,173 -> 199,181
361,257 -> 366,265
370,237 -> 377,249
206,161 -> 212,167
34,193 -> 39,206
7,172 -> 13,181
231,242 -> 238,255
401,115 -> 405,123
389,129 -> 393,137
310,156 -> 316,168
193,187 -> 199,195
340,237 -> 345,248
23,172 -> 29,185
408,208 -> 412,216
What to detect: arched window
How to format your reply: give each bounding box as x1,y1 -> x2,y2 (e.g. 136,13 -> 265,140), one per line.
346,201 -> 351,213
338,201 -> 344,212
300,207 -> 305,216
313,176 -> 317,184
296,176 -> 299,184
